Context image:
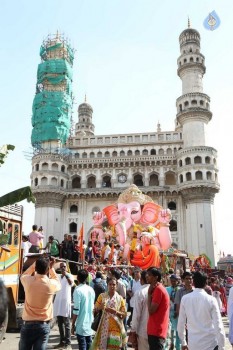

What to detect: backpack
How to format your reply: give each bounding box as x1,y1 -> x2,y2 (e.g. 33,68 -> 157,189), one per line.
93,281 -> 106,302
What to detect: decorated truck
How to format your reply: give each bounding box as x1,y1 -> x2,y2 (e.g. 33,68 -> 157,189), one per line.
0,204 -> 24,342
0,144 -> 35,342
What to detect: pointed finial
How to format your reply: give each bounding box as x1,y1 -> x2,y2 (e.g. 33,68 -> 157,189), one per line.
188,17 -> 191,28
84,94 -> 87,102
157,121 -> 161,132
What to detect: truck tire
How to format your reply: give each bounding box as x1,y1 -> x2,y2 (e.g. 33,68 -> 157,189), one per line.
0,309 -> 8,344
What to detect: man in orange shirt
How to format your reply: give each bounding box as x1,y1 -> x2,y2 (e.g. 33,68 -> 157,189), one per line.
19,257 -> 61,350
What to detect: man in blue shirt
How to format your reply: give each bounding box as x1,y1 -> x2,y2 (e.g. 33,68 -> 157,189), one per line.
71,269 -> 95,350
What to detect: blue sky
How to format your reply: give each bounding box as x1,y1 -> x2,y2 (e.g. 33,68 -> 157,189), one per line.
0,0 -> 232,256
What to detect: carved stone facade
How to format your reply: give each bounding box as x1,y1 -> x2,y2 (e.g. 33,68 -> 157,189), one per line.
31,26 -> 220,265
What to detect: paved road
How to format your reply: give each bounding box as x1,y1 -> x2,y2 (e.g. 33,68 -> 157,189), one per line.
1,317 -> 232,350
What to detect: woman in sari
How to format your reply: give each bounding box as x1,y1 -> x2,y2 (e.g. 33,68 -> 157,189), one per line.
91,277 -> 127,350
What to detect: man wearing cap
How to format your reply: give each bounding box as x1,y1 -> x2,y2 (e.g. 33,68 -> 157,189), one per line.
166,274 -> 181,350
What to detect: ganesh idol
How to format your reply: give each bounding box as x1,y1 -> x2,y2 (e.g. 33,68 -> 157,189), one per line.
92,184 -> 172,269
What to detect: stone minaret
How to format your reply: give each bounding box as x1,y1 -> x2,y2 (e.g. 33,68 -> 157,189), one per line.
176,23 -> 220,265
75,96 -> 95,136
31,33 -> 74,239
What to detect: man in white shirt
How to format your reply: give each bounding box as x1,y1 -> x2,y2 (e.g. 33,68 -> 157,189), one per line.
53,262 -> 74,350
131,270 -> 150,350
21,235 -> 32,261
228,286 -> 233,346
127,267 -> 142,327
177,271 -> 225,350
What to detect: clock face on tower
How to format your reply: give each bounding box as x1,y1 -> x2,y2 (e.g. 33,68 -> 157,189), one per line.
118,174 -> 127,183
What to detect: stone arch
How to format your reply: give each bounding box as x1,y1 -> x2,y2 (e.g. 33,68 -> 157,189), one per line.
165,171 -> 176,185
35,163 -> 39,171
167,148 -> 172,155
112,151 -> 118,157
41,176 -> 48,185
120,150 -> 125,157
150,149 -> 156,155
90,152 -> 95,158
135,150 -> 140,156
185,157 -> 191,165
149,173 -> 159,186
97,151 -> 102,158
51,177 -> 57,186
194,156 -> 202,164
169,219 -> 177,231
133,173 -> 144,187
205,156 -> 211,164
186,172 -> 192,181
195,171 -> 203,180
70,222 -> 77,233
61,165 -> 65,172
51,163 -> 58,171
41,162 -> 48,170
206,171 -> 212,180
105,151 -> 110,157
70,205 -> 78,213
87,175 -> 96,188
127,150 -> 132,156
102,175 -> 111,188
34,177 -> 38,186
60,179 -> 64,187
142,149 -> 148,156
179,174 -> 183,183
72,176 -> 81,189
168,201 -> 176,210
158,148 -> 164,156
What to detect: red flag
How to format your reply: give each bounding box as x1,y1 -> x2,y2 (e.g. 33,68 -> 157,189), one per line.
79,223 -> 84,261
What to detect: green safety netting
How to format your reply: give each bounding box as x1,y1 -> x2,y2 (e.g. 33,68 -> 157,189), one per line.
31,91 -> 72,145
37,59 -> 73,81
31,123 -> 70,145
40,43 -> 74,64
32,91 -> 72,111
32,40 -> 74,147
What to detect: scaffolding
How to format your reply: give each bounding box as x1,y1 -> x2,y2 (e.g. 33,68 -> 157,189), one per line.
31,32 -> 75,148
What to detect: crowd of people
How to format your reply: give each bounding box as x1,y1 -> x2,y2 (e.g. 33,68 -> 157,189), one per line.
18,225 -> 233,350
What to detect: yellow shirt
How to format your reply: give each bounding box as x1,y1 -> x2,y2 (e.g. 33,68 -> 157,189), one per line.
20,263 -> 61,321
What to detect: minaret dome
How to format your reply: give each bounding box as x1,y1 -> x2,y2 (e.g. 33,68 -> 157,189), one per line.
75,97 -> 95,136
